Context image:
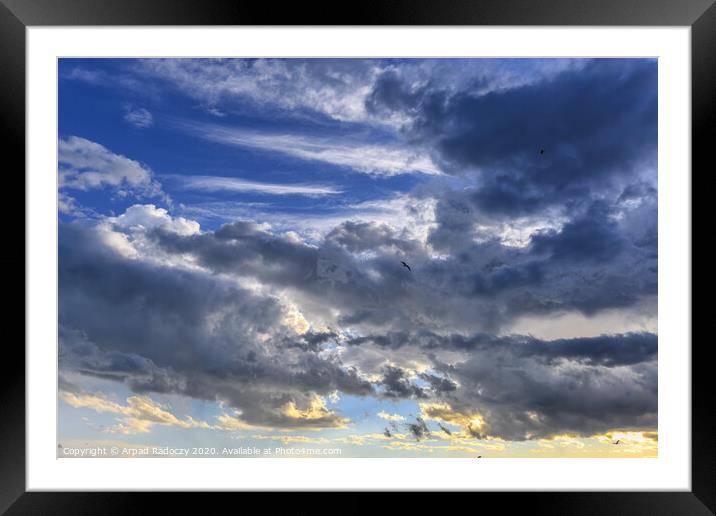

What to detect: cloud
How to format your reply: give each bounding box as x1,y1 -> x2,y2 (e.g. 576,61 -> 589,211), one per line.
151,196 -> 656,333
59,136 -> 166,200
63,66 -> 158,98
324,220 -> 423,254
419,402 -> 487,438
380,365 -> 427,399
406,416 -> 431,441
110,204 -> 200,235
530,202 -> 626,264
367,59 -> 657,215
165,174 -> 343,196
64,67 -> 109,85
58,192 -> 94,218
129,58 -> 588,124
437,423 -> 452,436
60,390 -> 211,434
349,331 -> 657,368
280,394 -> 350,429
58,58 -> 658,447
215,394 -> 349,431
377,411 -> 405,422
176,121 -> 440,177
176,194 -> 438,246
59,208 -> 657,439
59,220 -> 370,430
343,330 -> 657,440
250,434 -> 331,445
436,339 -> 656,441
134,58 -> 381,122
59,327 -> 184,393
123,107 -> 154,128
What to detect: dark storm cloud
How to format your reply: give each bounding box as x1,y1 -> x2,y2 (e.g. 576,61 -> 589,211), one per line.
325,220 -> 422,255
380,365 -> 428,399
345,330 -> 657,440
284,330 -> 339,352
346,331 -> 657,368
59,326 -> 186,393
532,333 -> 657,367
150,220 -> 436,329
367,59 -> 657,216
407,416 -> 431,441
425,196 -> 656,319
437,335 -> 656,441
441,352 -> 657,441
59,222 -> 373,429
151,197 -> 656,333
438,423 -> 452,435
618,181 -> 657,204
365,70 -> 422,115
60,215 -> 657,437
419,372 -> 458,394
154,220 -> 320,288
530,202 -> 626,264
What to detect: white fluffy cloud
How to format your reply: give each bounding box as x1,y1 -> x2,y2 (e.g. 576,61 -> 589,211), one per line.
377,411 -> 405,422
110,204 -> 200,236
59,136 -> 166,199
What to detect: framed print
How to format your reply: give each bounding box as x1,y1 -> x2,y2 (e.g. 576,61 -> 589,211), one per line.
2,0 -> 711,512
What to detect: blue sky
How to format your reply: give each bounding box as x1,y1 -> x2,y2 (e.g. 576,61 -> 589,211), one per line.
59,58 -> 438,235
58,58 -> 658,458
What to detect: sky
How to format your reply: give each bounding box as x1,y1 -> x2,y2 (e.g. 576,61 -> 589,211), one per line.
57,58 -> 658,458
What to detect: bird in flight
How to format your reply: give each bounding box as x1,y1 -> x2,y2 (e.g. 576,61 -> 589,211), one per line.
613,440 -> 620,445
539,148 -> 545,155
401,261 -> 411,272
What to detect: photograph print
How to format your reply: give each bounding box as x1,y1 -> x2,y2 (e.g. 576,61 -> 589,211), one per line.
57,58 -> 658,458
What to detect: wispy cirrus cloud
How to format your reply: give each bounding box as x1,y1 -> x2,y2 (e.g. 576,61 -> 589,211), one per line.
123,107 -> 154,128
176,121 -> 441,177
134,58 -> 380,122
165,174 -> 343,197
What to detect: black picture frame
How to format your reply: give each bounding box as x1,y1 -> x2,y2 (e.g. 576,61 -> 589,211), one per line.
2,0 -> 709,512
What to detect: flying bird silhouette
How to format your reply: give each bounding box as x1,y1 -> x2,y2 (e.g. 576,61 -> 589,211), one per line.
401,261 -> 411,272
539,148 -> 545,155
613,440 -> 620,445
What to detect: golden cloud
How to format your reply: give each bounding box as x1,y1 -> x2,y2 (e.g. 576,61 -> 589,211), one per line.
419,402 -> 488,438
61,391 -> 211,434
